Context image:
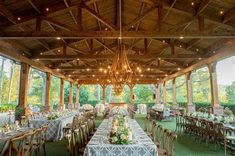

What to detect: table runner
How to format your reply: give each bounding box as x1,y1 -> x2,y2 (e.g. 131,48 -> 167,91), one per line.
29,112 -> 76,141
84,118 -> 157,156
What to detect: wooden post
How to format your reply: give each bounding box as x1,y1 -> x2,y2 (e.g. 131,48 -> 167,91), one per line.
129,84 -> 135,118
16,63 -> 30,119
172,78 -> 177,104
18,63 -> 30,108
208,63 -> 220,110
154,83 -> 161,104
75,84 -> 81,107
59,78 -> 64,110
101,84 -> 106,105
45,72 -> 52,111
69,82 -> 73,104
185,72 -> 195,113
163,82 -> 167,106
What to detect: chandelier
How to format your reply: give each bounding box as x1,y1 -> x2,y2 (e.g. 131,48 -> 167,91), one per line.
110,45 -> 133,84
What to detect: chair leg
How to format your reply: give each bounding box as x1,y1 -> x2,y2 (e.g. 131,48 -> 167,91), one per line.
43,144 -> 46,156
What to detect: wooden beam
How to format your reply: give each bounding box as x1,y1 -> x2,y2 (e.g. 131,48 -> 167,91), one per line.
42,17 -> 78,31
54,66 -> 178,70
0,30 -> 234,39
222,6 -> 235,24
95,39 -> 115,53
82,3 -> 117,30
0,40 -> 74,81
77,3 -> 83,31
64,0 -> 78,24
123,6 -> 157,30
158,4 -> 163,31
34,53 -> 205,60
162,44 -> 235,82
0,3 -> 17,24
198,15 -> 204,31
196,0 -> 211,15
27,0 -> 41,14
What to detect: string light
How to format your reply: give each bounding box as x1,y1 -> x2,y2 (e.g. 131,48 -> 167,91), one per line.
17,17 -> 21,21
191,1 -> 194,6
46,8 -> 50,12
56,37 -> 61,40
179,36 -> 184,39
220,10 -> 224,15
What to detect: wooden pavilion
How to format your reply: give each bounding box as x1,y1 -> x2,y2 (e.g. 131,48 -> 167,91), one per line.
0,0 -> 235,114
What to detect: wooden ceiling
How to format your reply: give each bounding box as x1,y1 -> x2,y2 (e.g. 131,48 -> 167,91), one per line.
0,0 -> 235,84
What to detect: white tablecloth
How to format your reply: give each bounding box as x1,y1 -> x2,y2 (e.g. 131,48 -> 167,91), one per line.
84,118 -> 157,156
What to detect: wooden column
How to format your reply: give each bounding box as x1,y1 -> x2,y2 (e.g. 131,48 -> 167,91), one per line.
18,63 -> 30,108
45,72 -> 52,111
185,72 -> 195,113
129,84 -> 135,118
208,63 -> 220,107
162,82 -> 167,105
69,82 -> 73,104
59,78 -> 64,110
101,84 -> 106,105
172,78 -> 177,104
155,83 -> 161,104
75,84 -> 81,106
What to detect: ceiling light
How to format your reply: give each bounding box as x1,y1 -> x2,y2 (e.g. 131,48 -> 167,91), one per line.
220,10 -> 224,15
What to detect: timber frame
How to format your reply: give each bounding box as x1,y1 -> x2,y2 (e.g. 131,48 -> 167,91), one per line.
0,0 -> 235,85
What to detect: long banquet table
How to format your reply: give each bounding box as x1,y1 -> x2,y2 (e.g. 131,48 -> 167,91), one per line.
29,112 -> 76,141
84,118 -> 157,156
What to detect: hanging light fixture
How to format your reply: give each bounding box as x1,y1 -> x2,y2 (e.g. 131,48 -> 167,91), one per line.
109,0 -> 133,95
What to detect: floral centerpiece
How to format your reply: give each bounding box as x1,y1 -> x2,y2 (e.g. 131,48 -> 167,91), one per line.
109,116 -> 133,144
47,114 -> 58,120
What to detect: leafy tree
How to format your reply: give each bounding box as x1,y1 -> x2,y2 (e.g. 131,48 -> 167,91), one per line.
225,82 -> 235,104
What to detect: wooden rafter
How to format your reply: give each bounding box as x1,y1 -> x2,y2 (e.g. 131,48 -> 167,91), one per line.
33,53 -> 205,60
0,30 -> 234,39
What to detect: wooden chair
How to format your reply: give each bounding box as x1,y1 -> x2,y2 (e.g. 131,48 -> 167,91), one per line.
24,131 -> 36,156
8,135 -> 26,156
